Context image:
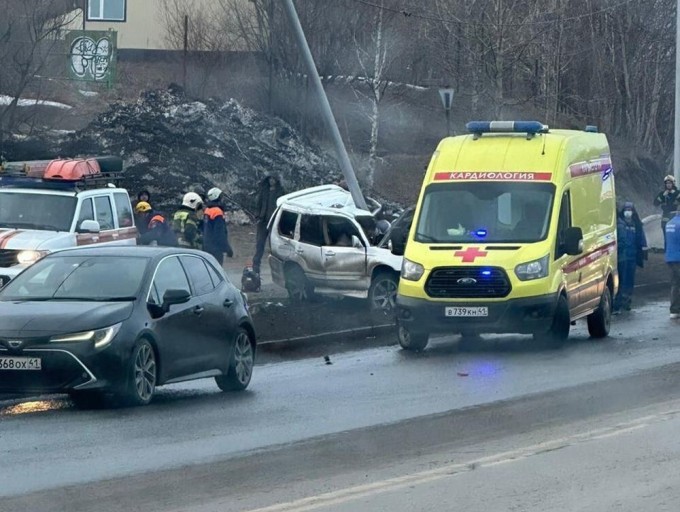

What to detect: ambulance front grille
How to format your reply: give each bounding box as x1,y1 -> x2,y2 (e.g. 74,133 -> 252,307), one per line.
425,267 -> 511,299
0,249 -> 19,268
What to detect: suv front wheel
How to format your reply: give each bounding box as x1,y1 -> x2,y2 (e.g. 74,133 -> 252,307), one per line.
369,272 -> 399,312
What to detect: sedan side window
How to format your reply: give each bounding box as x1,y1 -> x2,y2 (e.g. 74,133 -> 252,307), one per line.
150,257 -> 191,304
180,256 -> 215,296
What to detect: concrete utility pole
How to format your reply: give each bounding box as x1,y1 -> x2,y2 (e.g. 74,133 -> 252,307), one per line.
675,0 -> 680,181
281,0 -> 368,210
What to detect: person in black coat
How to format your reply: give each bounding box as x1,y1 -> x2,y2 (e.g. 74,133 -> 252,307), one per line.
252,175 -> 284,274
653,175 -> 680,250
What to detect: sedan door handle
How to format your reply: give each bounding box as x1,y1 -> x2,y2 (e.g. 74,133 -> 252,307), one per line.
193,306 -> 205,316
223,298 -> 233,308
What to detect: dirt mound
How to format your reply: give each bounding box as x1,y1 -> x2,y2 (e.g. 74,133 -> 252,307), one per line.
9,86 -> 341,218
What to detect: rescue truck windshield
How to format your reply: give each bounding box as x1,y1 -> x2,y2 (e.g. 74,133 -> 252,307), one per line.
0,191 -> 76,232
414,182 -> 555,244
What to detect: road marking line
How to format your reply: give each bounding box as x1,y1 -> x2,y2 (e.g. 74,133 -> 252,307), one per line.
243,408 -> 680,512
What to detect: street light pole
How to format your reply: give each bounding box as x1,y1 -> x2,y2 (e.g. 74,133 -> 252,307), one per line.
281,0 -> 368,210
675,0 -> 680,181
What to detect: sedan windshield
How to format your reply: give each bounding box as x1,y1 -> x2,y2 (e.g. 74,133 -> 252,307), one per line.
0,256 -> 149,301
415,182 -> 555,244
0,191 -> 76,232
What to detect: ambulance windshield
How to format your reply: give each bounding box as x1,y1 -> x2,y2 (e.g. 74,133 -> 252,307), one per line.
414,182 -> 555,244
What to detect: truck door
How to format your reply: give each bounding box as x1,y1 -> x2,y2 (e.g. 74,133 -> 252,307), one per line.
556,191 -> 582,313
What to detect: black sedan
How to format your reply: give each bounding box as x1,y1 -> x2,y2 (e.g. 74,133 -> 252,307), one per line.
0,246 -> 256,407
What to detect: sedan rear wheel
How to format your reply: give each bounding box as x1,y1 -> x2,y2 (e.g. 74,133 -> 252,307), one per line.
119,339 -> 157,406
216,328 -> 254,392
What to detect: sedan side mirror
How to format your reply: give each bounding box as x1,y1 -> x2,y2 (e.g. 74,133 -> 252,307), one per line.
78,220 -> 101,234
563,227 -> 584,256
162,289 -> 191,311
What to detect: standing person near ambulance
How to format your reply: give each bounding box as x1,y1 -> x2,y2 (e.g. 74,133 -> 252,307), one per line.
614,202 -> 647,313
203,187 -> 234,265
654,175 -> 680,249
173,192 -> 203,249
252,175 -> 284,274
665,210 -> 680,319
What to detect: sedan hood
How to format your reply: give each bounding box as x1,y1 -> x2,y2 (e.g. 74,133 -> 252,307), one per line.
0,301 -> 135,337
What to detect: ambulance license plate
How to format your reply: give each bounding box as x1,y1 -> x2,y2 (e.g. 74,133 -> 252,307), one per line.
0,357 -> 42,371
445,307 -> 488,317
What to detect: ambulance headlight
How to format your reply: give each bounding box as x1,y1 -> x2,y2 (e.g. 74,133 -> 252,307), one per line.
17,250 -> 49,265
515,254 -> 549,281
401,259 -> 425,281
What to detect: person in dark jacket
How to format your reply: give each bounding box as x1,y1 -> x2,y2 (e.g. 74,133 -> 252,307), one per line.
202,187 -> 234,265
653,175 -> 680,250
139,211 -> 178,247
252,175 -> 284,274
615,202 -> 648,312
134,201 -> 153,235
132,190 -> 152,211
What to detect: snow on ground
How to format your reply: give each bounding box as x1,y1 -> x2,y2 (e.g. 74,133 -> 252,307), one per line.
0,95 -> 72,110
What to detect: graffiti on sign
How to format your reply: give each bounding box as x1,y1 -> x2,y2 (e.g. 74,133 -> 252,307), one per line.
66,30 -> 117,84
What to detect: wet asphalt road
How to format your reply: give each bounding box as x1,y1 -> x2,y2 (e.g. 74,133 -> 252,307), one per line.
2,291 -> 680,511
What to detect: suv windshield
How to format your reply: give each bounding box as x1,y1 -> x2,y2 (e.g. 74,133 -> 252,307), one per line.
0,256 -> 148,301
415,182 -> 555,244
0,191 -> 77,232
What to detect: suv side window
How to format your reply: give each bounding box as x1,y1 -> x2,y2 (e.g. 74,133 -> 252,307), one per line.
94,196 -> 115,230
113,193 -> 133,228
78,198 -> 95,227
149,256 -> 191,305
555,191 -> 572,259
180,256 -> 215,296
323,216 -> 361,247
278,210 -> 298,239
299,214 -> 324,246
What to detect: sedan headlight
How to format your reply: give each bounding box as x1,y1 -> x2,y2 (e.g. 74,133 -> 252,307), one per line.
17,250 -> 49,265
401,258 -> 425,281
50,323 -> 122,349
515,254 -> 550,281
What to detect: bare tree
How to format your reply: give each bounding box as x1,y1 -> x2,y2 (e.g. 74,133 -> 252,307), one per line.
0,0 -> 77,143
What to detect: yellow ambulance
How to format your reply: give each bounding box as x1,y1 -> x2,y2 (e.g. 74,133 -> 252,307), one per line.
394,121 -> 617,351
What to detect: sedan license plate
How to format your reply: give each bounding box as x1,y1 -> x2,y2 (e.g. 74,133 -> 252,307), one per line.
0,357 -> 41,371
445,306 -> 488,317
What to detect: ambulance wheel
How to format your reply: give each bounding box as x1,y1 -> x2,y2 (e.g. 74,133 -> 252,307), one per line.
398,323 -> 429,352
587,287 -> 612,339
535,295 -> 570,349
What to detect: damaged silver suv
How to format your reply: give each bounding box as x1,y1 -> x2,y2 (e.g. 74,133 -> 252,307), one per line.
268,185 -> 407,311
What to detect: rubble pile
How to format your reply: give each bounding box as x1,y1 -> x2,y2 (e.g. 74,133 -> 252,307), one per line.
58,86 -> 341,219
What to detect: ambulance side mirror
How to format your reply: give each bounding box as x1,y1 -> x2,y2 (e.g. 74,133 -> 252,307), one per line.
563,227 -> 584,256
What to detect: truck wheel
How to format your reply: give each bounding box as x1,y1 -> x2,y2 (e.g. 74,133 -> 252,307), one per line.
398,323 -> 429,351
587,287 -> 612,339
535,295 -> 570,349
369,272 -> 399,312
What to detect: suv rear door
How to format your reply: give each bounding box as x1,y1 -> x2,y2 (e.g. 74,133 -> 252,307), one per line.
320,215 -> 368,291
296,213 -> 325,286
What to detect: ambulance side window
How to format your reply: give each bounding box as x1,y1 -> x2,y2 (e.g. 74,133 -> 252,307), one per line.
556,191 -> 572,258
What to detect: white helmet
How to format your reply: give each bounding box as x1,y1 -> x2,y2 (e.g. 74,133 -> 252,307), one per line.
207,187 -> 222,202
665,174 -> 676,184
182,192 -> 203,210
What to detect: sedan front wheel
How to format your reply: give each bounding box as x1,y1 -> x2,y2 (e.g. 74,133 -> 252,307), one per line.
118,339 -> 157,407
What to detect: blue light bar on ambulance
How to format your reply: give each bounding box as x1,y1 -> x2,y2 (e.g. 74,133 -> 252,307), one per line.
466,121 -> 549,136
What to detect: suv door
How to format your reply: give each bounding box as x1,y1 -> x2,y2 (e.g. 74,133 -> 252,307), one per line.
296,213 -> 325,287
321,215 -> 368,291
